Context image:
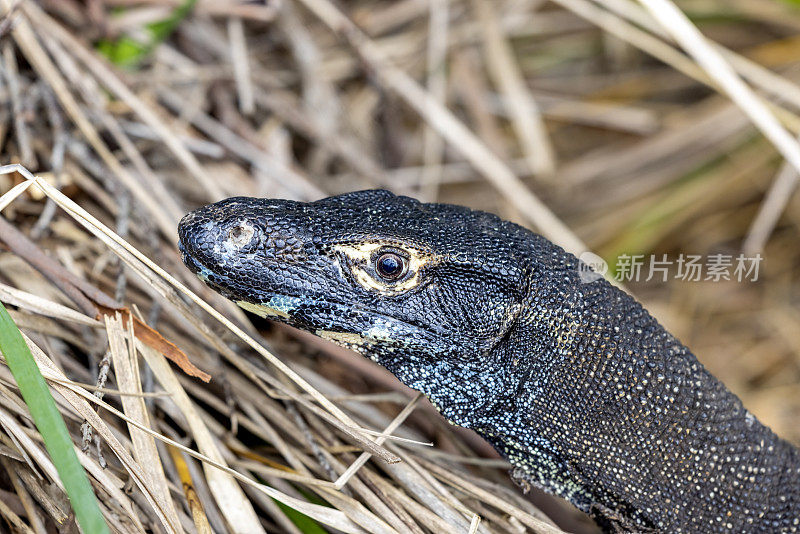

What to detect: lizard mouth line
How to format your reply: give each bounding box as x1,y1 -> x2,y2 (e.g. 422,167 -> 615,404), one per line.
179,243 -> 446,353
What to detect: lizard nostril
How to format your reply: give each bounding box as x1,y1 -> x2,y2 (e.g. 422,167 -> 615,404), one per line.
227,221 -> 255,247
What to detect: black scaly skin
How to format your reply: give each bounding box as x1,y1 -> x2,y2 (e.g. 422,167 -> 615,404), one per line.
178,190 -> 800,532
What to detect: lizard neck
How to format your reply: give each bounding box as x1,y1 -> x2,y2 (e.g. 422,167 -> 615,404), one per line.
483,271 -> 800,532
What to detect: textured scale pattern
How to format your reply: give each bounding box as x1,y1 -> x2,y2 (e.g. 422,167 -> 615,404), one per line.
178,190 -> 800,532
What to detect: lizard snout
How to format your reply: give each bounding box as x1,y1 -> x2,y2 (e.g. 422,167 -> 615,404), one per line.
178,199 -> 261,271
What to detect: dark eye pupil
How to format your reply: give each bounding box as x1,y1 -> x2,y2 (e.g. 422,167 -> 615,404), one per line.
376,253 -> 404,279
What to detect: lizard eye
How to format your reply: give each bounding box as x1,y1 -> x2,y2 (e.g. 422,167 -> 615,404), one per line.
375,252 -> 406,280
335,243 -> 425,295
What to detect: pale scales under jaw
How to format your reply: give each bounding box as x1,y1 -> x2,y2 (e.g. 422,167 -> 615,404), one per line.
235,297 -> 299,320
231,295 -> 411,363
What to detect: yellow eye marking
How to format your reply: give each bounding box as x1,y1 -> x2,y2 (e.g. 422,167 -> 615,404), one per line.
333,242 -> 436,295
237,300 -> 290,319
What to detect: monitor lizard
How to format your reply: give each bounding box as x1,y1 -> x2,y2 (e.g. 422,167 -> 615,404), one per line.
178,190 -> 799,532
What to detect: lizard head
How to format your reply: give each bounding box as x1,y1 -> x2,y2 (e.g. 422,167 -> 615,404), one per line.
178,190 -> 546,423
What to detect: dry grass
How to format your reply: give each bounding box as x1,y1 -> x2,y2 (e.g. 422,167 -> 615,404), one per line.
0,0 -> 798,532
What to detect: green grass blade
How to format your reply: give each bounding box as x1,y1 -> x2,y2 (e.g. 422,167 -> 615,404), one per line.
97,0 -> 198,67
0,302 -> 109,533
274,499 -> 329,534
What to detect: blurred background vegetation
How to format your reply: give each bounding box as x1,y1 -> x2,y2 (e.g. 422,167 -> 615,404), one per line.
0,0 -> 798,532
